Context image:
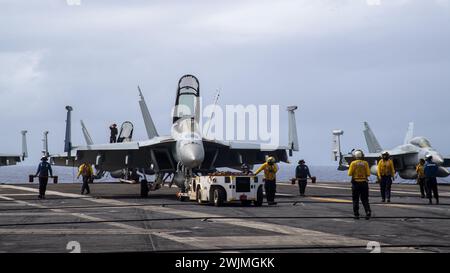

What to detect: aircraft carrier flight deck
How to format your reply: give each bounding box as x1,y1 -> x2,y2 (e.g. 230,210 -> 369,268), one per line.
0,181 -> 449,253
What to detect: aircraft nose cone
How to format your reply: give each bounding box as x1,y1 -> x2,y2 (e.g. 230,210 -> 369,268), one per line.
181,143 -> 205,168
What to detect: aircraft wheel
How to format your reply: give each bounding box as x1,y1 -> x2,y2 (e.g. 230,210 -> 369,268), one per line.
254,186 -> 263,207
213,187 -> 225,207
196,188 -> 203,204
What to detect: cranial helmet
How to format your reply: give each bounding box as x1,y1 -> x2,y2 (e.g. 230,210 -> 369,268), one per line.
354,150 -> 364,159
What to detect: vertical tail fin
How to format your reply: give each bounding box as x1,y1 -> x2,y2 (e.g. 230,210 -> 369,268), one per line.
138,86 -> 159,139
363,122 -> 383,153
64,106 -> 73,157
21,130 -> 28,160
404,122 -> 414,144
80,120 -> 94,145
287,106 -> 299,154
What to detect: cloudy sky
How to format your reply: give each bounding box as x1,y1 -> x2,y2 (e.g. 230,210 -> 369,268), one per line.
0,0 -> 449,166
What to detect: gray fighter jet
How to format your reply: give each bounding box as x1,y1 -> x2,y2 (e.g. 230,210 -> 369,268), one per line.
333,122 -> 450,180
56,75 -> 299,196
49,117 -> 136,179
0,131 -> 28,166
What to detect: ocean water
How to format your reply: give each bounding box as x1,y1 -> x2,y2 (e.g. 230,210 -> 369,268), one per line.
1,165 -> 449,185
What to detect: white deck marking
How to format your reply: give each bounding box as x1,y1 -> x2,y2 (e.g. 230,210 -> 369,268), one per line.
0,193 -> 37,196
0,228 -> 179,235
306,184 -> 450,197
0,195 -> 162,235
0,185 -> 386,250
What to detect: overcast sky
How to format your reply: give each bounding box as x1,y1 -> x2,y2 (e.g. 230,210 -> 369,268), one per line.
0,0 -> 449,166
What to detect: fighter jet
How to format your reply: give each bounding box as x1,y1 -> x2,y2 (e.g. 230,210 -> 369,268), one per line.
49,116 -> 136,179
57,75 -> 299,196
333,122 -> 450,180
0,131 -> 28,167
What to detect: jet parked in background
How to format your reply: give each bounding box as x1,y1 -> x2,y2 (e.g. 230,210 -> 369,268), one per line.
0,131 -> 28,166
333,122 -> 450,180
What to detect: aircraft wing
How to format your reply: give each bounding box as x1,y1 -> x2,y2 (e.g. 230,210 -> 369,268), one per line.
74,136 -> 176,172
201,139 -> 290,169
50,151 -> 78,167
0,154 -> 22,166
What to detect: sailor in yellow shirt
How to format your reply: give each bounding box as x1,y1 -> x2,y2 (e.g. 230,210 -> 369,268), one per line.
416,159 -> 426,198
377,152 -> 396,203
255,157 -> 279,205
77,162 -> 94,195
348,150 -> 372,220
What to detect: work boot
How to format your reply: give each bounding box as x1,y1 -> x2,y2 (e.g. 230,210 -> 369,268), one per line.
387,199 -> 391,203
381,199 -> 385,203
365,212 -> 372,220
354,215 -> 360,220
38,195 -> 42,199
436,199 -> 439,205
429,199 -> 433,205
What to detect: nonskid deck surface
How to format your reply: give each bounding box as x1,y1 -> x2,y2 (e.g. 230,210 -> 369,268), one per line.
0,182 -> 449,253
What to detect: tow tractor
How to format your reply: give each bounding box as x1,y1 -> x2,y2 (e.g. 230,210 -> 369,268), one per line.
178,172 -> 264,207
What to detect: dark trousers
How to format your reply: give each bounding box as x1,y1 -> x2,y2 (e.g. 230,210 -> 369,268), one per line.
426,177 -> 439,201
264,180 -> 276,203
81,176 -> 91,194
380,176 -> 392,200
351,181 -> 371,216
417,178 -> 426,197
110,136 -> 117,143
39,177 -> 48,197
298,179 -> 307,195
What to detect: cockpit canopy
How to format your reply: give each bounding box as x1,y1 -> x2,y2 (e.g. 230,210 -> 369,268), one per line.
410,137 -> 432,148
173,75 -> 200,123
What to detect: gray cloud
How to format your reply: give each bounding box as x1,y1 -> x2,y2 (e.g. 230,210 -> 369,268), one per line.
0,0 -> 449,166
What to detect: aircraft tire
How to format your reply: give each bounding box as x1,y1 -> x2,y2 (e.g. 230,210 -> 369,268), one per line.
213,187 -> 225,207
254,186 -> 263,207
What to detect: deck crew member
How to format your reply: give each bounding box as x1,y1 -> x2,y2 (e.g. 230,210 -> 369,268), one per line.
77,162 -> 93,195
348,150 -> 372,220
377,152 -> 396,203
241,164 -> 253,175
109,123 -> 118,143
255,157 -> 279,205
295,160 -> 312,197
35,156 -> 53,199
416,159 -> 427,198
424,155 -> 439,205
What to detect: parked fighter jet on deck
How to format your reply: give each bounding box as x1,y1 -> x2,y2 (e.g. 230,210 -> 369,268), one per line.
53,75 -> 299,196
333,122 -> 450,180
0,131 -> 28,166
49,113 -> 136,179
